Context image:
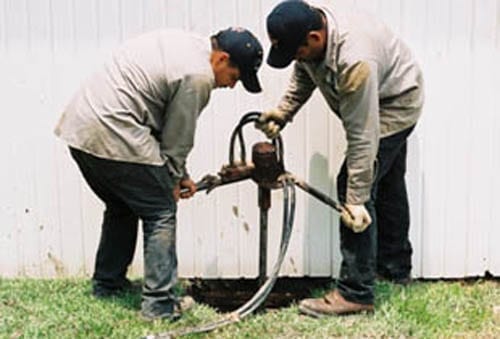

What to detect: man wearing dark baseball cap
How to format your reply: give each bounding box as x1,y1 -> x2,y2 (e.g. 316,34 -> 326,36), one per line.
257,0 -> 424,317
266,0 -> 323,68
212,27 -> 263,93
55,26 -> 263,321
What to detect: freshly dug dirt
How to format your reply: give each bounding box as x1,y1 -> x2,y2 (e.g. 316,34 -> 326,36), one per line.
187,277 -> 333,311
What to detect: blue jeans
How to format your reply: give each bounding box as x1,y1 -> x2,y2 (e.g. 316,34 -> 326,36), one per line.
336,126 -> 414,304
70,148 -> 178,318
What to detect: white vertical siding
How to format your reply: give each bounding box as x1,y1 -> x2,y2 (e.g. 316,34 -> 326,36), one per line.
0,0 -> 499,279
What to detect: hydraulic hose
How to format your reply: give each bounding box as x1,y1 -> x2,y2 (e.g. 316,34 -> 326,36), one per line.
145,112 -> 344,338
145,177 -> 296,338
229,111 -> 261,165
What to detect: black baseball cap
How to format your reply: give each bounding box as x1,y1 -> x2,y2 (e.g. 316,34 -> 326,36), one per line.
214,27 -> 263,93
266,0 -> 322,68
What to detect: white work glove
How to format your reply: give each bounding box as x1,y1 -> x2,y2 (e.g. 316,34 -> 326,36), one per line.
255,109 -> 289,139
340,204 -> 372,233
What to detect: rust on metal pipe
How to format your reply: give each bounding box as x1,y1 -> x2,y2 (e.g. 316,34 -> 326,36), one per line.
251,142 -> 284,186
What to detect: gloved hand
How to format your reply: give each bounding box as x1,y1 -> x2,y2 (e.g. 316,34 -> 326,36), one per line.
340,204 -> 372,233
255,109 -> 289,139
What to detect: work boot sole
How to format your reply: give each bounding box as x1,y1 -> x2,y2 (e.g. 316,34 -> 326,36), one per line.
299,303 -> 374,318
298,303 -> 326,318
298,289 -> 376,318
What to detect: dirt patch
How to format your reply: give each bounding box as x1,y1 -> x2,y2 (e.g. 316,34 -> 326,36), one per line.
187,277 -> 333,311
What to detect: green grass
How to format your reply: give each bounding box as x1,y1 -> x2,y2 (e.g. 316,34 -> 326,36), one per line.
0,278 -> 498,338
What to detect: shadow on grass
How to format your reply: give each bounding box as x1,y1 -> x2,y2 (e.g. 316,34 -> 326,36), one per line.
89,278 -> 192,312
89,279 -> 143,311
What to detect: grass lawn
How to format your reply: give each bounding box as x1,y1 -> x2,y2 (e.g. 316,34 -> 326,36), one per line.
1,278 -> 499,338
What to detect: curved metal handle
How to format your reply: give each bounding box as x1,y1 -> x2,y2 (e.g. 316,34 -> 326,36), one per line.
229,111 -> 285,169
229,111 -> 260,165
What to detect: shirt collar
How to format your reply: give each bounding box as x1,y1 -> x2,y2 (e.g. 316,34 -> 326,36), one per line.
320,5 -> 339,73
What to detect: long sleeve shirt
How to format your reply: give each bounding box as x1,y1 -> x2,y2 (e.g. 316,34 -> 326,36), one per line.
54,29 -> 215,181
277,4 -> 424,204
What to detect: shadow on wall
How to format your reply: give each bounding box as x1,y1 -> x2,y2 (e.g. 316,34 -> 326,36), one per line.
302,131 -> 425,279
305,153 -> 340,277
406,129 -> 424,278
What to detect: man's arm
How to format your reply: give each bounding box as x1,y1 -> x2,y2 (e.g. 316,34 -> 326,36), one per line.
277,62 -> 317,119
257,62 -> 316,138
338,60 -> 380,205
160,74 -> 212,182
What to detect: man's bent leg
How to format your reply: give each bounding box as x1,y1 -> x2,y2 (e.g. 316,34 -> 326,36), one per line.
335,163 -> 377,305
298,163 -> 376,316
69,148 -> 139,296
376,141 -> 412,283
92,204 -> 138,296
140,210 -> 178,320
110,162 -> 180,319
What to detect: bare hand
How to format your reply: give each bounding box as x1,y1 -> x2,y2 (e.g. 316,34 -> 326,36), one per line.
174,178 -> 197,201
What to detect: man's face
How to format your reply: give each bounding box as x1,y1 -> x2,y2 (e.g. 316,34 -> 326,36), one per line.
295,32 -> 326,62
213,56 -> 241,89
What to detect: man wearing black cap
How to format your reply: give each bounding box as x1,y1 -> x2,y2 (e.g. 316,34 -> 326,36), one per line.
257,0 -> 424,316
55,27 -> 263,320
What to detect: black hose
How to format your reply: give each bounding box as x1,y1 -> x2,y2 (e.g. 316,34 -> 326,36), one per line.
146,178 -> 296,338
272,137 -> 285,169
229,112 -> 261,165
145,113 -> 295,338
238,178 -> 295,318
292,176 -> 344,213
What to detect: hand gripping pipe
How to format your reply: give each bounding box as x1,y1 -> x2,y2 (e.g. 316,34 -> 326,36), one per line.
145,112 -> 346,338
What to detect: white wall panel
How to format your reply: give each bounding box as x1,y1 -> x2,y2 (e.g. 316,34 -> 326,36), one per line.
0,0 -> 499,279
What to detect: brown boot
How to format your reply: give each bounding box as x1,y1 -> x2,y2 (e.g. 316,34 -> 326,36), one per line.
140,296 -> 196,322
298,289 -> 374,317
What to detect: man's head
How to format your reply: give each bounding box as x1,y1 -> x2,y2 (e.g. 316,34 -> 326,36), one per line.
266,0 -> 326,68
210,27 -> 263,93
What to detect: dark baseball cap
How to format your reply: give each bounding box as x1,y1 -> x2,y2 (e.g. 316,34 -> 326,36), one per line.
266,0 -> 322,68
214,27 -> 263,93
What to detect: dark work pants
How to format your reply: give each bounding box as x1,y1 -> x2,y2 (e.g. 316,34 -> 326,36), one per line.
70,148 -> 178,317
336,126 -> 414,304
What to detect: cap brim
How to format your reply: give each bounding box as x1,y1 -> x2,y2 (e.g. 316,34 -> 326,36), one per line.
240,71 -> 262,93
267,45 -> 295,69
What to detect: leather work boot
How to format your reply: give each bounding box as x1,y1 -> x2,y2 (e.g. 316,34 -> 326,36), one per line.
298,289 -> 374,317
140,296 -> 196,322
175,295 -> 196,316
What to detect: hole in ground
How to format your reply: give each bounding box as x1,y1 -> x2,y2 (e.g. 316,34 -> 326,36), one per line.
186,277 -> 333,312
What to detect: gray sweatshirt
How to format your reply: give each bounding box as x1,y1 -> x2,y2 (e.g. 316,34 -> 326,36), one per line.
55,29 -> 215,181
277,4 -> 424,204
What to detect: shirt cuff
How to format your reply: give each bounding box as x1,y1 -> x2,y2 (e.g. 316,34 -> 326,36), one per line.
346,185 -> 371,205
